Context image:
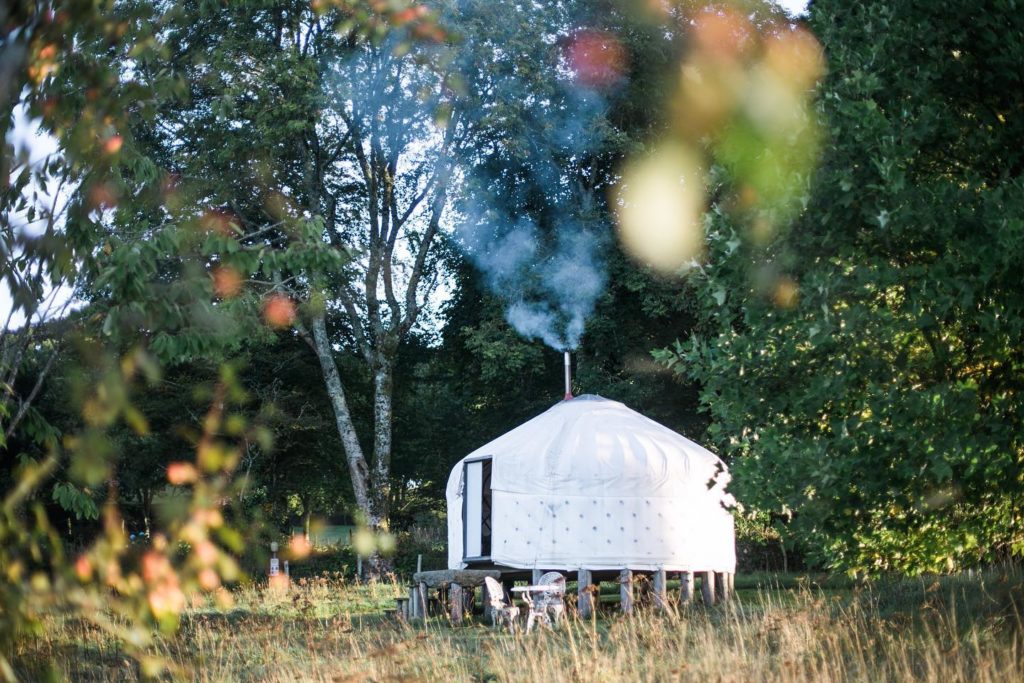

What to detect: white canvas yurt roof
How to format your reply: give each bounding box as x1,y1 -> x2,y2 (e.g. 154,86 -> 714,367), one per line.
446,394 -> 736,573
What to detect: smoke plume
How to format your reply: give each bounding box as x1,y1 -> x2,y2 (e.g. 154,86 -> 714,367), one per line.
454,22 -> 612,351
461,212 -> 606,350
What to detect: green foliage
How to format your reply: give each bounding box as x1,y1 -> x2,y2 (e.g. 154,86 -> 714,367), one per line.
2,0 -> 438,675
237,336 -> 355,525
281,545 -> 358,580
671,0 -> 1024,574
69,0 -> 466,540
50,481 -> 98,521
91,214 -> 349,364
1,343 -> 258,678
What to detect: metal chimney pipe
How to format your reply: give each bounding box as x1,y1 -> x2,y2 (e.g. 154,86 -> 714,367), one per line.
563,351 -> 573,400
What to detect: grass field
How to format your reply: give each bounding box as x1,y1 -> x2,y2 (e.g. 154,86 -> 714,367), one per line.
17,568 -> 1024,682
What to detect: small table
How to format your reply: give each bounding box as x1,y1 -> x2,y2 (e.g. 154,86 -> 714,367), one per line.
511,585 -> 564,597
512,585 -> 565,632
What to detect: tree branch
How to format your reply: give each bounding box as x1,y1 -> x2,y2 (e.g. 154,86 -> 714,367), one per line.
3,342 -> 60,442
337,285 -> 373,363
401,177 -> 449,335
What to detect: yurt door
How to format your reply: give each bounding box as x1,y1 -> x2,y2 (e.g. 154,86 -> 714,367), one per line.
462,457 -> 492,561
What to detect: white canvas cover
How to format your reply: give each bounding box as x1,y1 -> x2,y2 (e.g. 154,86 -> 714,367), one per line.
446,395 -> 736,572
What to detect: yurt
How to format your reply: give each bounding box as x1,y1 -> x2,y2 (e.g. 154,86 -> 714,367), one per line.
446,392 -> 736,577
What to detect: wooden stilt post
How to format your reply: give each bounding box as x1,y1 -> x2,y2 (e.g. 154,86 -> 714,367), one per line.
394,597 -> 409,622
418,581 -> 428,619
700,571 -> 716,606
680,571 -> 694,606
727,572 -> 735,601
578,569 -> 593,618
620,569 -> 633,615
719,572 -> 732,602
502,579 -> 514,611
653,568 -> 668,612
409,585 -> 421,619
483,584 -> 493,624
450,583 -> 464,625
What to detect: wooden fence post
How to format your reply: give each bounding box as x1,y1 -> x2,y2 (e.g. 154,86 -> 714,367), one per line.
620,569 -> 633,615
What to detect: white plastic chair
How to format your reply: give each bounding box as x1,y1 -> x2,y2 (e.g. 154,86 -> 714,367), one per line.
484,577 -> 519,633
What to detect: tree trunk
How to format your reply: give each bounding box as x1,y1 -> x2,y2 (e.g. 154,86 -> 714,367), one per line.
370,358 -> 393,526
308,314 -> 372,518
365,355 -> 396,576
307,315 -> 396,577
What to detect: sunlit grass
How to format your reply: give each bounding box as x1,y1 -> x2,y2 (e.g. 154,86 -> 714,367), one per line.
18,568 -> 1024,681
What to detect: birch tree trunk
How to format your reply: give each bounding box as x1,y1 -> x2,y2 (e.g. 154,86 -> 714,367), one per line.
307,314 -> 372,516
366,356 -> 396,576
306,314 -> 399,576
287,37 -> 461,579
370,356 -> 394,527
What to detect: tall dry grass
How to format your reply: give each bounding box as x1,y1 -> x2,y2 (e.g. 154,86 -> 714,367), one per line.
18,569 -> 1023,682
